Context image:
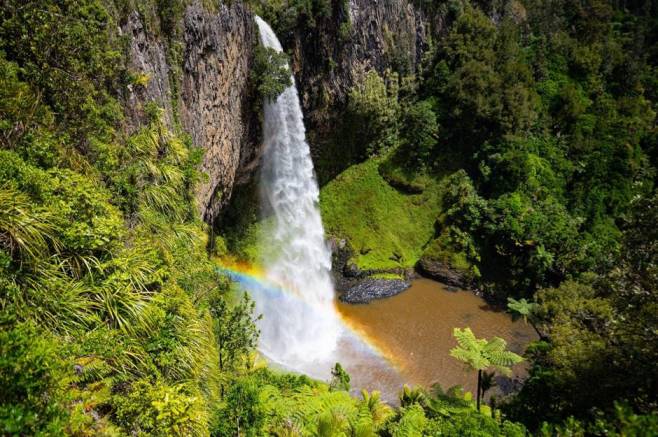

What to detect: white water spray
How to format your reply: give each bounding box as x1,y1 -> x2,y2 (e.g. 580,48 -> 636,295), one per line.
254,16 -> 340,371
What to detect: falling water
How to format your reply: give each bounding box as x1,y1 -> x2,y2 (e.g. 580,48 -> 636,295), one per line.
253,16 -> 340,372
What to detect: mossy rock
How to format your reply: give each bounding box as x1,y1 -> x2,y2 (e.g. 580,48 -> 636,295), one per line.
417,237 -> 478,288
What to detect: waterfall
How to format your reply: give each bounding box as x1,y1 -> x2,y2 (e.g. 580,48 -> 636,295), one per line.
253,16 -> 340,371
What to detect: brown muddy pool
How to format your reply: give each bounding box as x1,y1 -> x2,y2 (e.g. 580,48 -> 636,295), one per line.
335,278 -> 536,402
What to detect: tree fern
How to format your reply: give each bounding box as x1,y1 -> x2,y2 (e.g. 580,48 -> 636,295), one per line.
399,385 -> 428,408
389,404 -> 427,437
507,297 -> 542,337
316,406 -> 350,437
359,389 -> 392,428
506,297 -> 537,324
450,327 -> 523,410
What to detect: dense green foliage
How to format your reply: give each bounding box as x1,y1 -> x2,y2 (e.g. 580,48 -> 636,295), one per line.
504,193 -> 658,429
246,0 -> 347,39
0,1 -> 258,434
2,0 -> 657,435
251,46 -> 292,101
344,70 -> 401,160
1,2 -> 527,435
422,1 -> 656,299
212,368 -> 531,437
321,0 -> 658,432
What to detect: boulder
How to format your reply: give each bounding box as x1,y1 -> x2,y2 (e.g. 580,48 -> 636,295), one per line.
416,257 -> 471,289
339,278 -> 411,304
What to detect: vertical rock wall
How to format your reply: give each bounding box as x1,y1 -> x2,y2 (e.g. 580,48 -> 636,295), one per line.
180,3 -> 258,223
122,1 -> 258,223
281,0 -> 432,182
122,10 -> 176,130
292,0 -> 429,109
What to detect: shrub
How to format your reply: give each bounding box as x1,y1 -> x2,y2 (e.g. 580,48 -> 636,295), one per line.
345,70 -> 400,158
113,379 -> 207,436
251,46 -> 292,101
398,100 -> 439,169
0,322 -> 70,435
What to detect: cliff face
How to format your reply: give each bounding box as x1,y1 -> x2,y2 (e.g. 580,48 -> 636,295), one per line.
281,0 -> 434,182
123,10 -> 176,130
180,4 -> 259,223
120,0 -> 437,222
122,1 -> 258,223
290,0 -> 428,111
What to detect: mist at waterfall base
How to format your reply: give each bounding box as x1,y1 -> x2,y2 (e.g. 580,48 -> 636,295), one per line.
237,16 -> 403,393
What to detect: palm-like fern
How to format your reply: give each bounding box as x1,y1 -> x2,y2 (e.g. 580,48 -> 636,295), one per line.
359,389 -> 392,429
316,406 -> 350,436
399,385 -> 428,408
507,297 -> 542,337
506,297 -> 536,323
450,327 -> 523,411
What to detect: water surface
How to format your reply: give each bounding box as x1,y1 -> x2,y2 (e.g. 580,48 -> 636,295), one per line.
336,278 -> 536,400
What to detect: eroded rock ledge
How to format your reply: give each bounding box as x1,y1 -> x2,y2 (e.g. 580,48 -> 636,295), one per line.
330,238 -> 414,304
416,257 -> 473,289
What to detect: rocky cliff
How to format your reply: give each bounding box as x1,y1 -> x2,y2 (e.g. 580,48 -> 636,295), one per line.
121,1 -> 258,223
120,0 -> 439,223
281,0 -> 435,182
289,0 -> 429,111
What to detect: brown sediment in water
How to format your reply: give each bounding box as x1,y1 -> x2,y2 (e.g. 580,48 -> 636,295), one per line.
336,278 -> 536,398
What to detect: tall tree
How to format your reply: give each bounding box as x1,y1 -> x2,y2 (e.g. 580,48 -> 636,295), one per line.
450,327 -> 523,411
209,292 -> 261,396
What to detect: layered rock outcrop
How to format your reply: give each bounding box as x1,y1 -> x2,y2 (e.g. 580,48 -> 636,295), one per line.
417,257 -> 472,289
287,0 -> 429,116
181,3 -> 259,222
122,10 -> 176,130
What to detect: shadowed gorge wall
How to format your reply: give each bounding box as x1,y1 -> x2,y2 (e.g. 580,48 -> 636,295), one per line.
281,0 -> 433,183
122,1 -> 259,223
181,3 -> 259,222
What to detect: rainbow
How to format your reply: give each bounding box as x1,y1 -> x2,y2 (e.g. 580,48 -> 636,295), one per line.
215,260 -> 282,297
214,259 -> 407,374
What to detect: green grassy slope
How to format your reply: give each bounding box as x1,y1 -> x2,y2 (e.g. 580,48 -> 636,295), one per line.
320,158 -> 444,271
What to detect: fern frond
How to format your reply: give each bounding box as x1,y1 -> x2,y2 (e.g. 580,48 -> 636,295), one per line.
450,345 -> 489,370
450,327 -> 523,375
482,336 -> 507,354
488,349 -> 524,369
452,327 -> 478,348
